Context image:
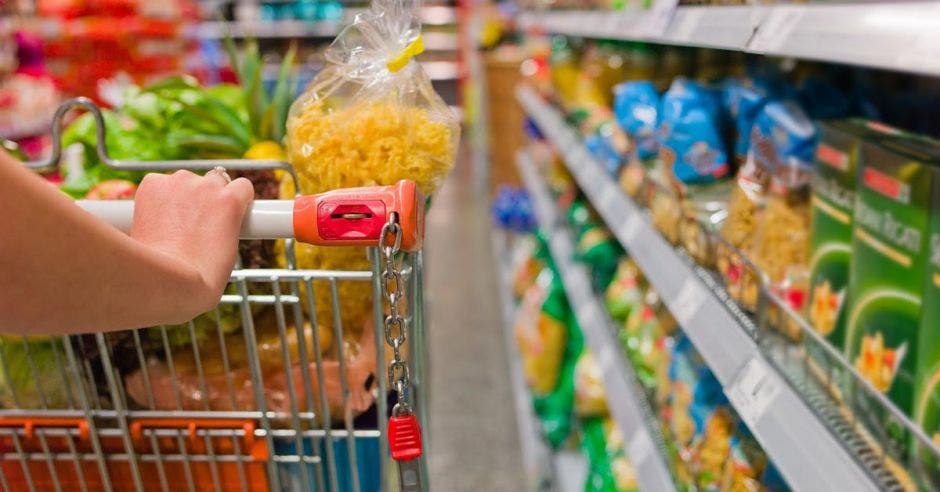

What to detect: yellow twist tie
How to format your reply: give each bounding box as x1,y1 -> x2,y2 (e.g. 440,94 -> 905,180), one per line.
386,35 -> 425,73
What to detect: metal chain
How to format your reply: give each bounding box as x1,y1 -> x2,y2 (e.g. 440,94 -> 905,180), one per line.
380,212 -> 412,416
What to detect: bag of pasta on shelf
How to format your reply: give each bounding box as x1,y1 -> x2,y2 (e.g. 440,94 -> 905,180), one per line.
613,80 -> 660,203
283,0 -> 459,337
656,78 -> 733,250
717,96 -> 781,312
748,101 -> 818,340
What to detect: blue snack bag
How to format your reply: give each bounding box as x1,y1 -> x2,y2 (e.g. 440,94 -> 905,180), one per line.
723,79 -> 769,162
613,80 -> 660,162
749,100 -> 818,190
658,78 -> 731,185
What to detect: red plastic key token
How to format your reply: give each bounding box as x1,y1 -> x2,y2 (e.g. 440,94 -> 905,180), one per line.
388,414 -> 423,461
293,180 -> 425,251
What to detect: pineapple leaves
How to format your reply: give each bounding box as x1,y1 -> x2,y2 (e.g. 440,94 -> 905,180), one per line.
223,34 -> 296,143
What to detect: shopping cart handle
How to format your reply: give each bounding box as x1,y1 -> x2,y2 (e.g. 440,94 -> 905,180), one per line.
76,180 -> 425,251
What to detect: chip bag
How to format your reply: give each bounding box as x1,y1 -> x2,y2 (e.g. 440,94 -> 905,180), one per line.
282,0 -> 460,334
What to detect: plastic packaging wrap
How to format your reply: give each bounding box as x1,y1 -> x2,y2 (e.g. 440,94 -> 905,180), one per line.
748,101 -> 818,338
515,268 -> 569,396
282,0 -> 459,334
582,417 -> 640,492
605,258 -> 645,323
655,78 -> 732,247
613,80 -> 660,200
717,98 -> 786,311
576,223 -> 624,292
574,351 -> 608,417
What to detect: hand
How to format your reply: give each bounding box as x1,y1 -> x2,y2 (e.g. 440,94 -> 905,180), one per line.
130,170 -> 253,316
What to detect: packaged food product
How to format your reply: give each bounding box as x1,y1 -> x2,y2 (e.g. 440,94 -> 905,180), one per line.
492,185 -> 537,233
717,101 -> 795,310
515,268 -> 569,396
283,0 -> 458,333
566,197 -> 595,241
808,121 -> 883,368
719,426 -> 768,492
657,78 -> 730,186
574,351 -> 608,417
665,334 -> 739,489
605,258 -> 645,322
533,313 -> 584,449
621,290 -> 674,406
603,419 -> 641,492
613,80 -> 660,199
749,102 -> 818,338
549,35 -> 581,108
622,42 -> 656,83
510,234 -> 547,301
847,133 -> 940,460
655,78 -> 731,247
914,165 -> 940,490
582,417 -> 640,492
577,224 -> 624,292
723,80 -> 768,166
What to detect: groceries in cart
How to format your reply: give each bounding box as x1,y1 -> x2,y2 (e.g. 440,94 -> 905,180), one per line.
0,0 -> 456,489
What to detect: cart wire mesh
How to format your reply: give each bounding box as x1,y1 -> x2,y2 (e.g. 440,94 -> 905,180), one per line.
2,98 -> 429,492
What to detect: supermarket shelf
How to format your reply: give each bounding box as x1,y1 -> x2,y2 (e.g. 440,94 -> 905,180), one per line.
197,6 -> 457,39
196,19 -> 340,39
517,2 -> 940,76
517,151 -> 676,492
492,230 -> 558,491
198,20 -> 458,50
516,85 -> 882,492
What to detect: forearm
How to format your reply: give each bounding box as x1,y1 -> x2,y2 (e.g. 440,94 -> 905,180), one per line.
0,156 -> 217,335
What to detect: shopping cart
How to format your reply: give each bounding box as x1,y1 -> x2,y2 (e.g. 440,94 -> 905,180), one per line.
1,98 -> 430,492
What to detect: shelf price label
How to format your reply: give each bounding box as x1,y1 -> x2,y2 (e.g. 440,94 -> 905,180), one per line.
618,214 -> 643,248
627,431 -> 653,466
726,357 -> 781,428
671,277 -> 704,326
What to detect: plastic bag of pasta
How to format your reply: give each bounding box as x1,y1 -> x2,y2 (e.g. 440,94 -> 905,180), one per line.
282,0 -> 460,334
749,101 -> 817,339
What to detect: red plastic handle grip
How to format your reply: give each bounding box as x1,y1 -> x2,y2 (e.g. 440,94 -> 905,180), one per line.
293,180 -> 425,251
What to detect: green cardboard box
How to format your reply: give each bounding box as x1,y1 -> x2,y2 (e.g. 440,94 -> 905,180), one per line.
913,166 -> 940,489
808,121 -> 861,350
847,132 -> 940,459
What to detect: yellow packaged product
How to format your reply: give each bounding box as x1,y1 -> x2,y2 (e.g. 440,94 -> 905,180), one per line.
281,0 -> 459,333
574,351 -> 609,417
515,269 -> 570,396
747,102 -> 817,335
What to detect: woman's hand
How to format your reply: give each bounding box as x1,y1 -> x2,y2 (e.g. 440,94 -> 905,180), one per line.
0,151 -> 257,334
130,170 -> 254,315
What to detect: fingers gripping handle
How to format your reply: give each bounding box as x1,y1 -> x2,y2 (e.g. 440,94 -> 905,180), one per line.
76,180 -> 425,249
75,200 -> 296,239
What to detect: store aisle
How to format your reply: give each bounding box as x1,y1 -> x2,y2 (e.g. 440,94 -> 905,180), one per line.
424,158 -> 526,491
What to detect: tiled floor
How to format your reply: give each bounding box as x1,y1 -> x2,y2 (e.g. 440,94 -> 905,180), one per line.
424,158 -> 526,491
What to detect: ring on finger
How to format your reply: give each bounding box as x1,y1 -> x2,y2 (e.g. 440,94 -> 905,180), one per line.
208,166 -> 232,184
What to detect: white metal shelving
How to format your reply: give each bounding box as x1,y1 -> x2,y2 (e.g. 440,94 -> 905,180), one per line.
197,6 -> 458,39
517,150 -> 677,492
518,2 -> 940,77
516,85 -> 884,491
